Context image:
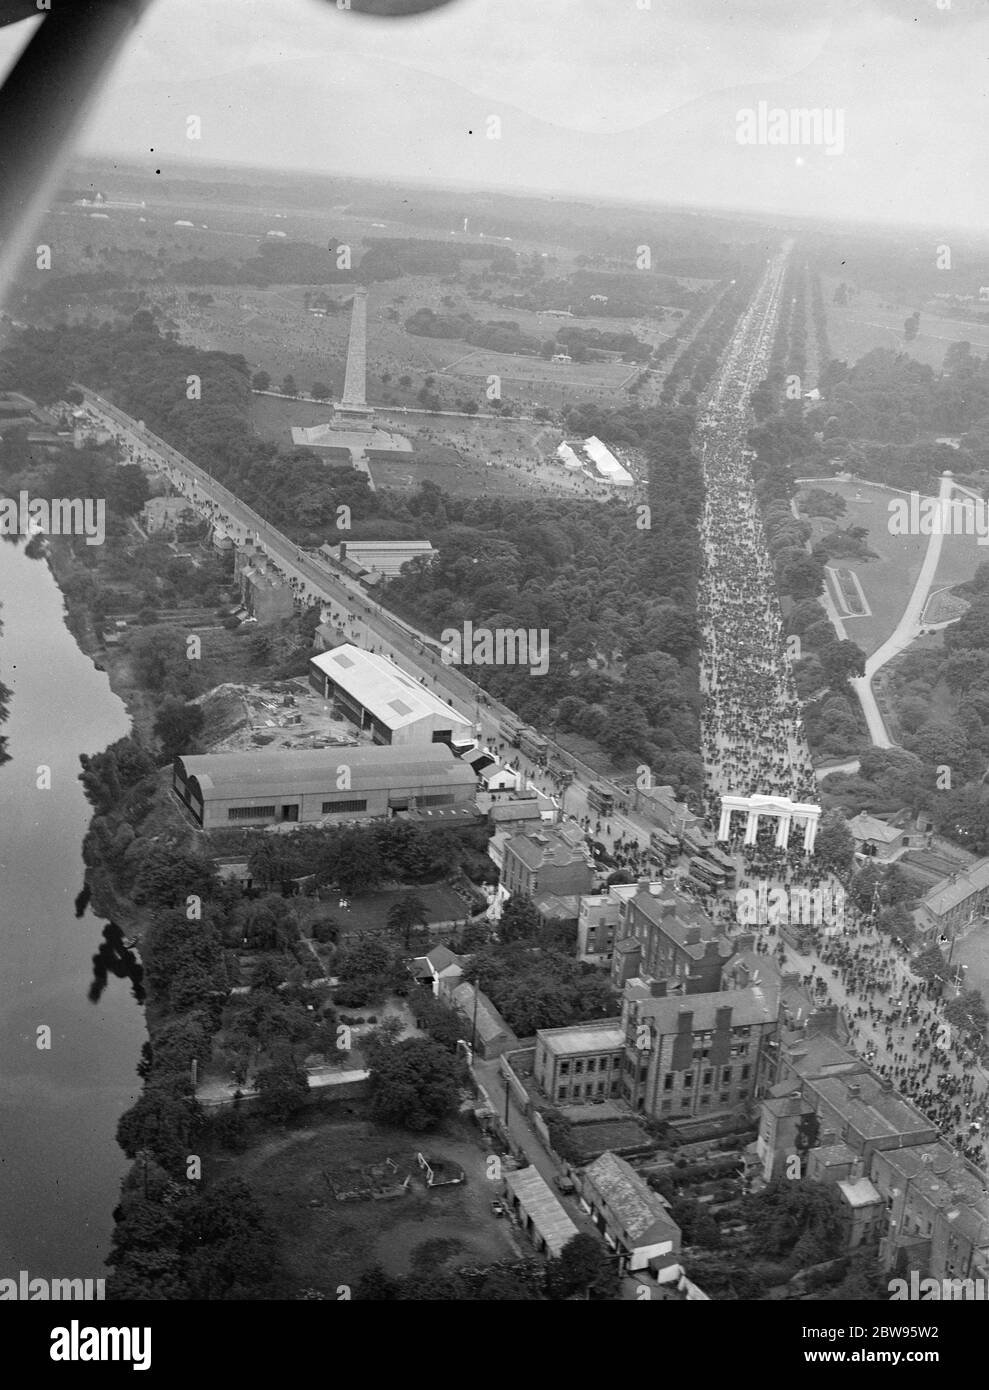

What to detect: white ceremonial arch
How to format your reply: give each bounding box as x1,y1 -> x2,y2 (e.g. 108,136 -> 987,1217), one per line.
718,793 -> 821,853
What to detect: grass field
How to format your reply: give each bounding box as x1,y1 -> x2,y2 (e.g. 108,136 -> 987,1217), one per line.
329,882 -> 473,940
211,1115 -> 517,1295
822,277 -> 989,374
802,479 -> 989,658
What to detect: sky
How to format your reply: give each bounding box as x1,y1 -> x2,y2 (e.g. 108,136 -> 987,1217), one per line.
2,0 -> 987,229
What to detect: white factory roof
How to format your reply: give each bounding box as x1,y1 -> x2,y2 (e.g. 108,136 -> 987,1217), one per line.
310,644 -> 473,732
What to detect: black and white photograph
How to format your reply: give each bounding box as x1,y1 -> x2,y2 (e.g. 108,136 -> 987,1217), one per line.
0,0 -> 988,1346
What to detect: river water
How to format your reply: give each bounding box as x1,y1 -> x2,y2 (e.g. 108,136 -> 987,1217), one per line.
0,538 -> 145,1281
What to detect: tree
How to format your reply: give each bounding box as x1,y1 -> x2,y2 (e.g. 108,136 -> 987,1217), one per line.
251,370 -> 271,391
819,638 -> 866,688
281,374 -> 298,397
499,894 -> 541,944
545,1232 -> 618,1300
255,1056 -> 310,1123
355,1263 -> 401,1300
912,944 -> 949,986
387,892 -> 429,949
813,811 -> 855,877
945,988 -> 988,1041
310,381 -> 331,400
153,700 -> 204,764
367,1037 -> 462,1129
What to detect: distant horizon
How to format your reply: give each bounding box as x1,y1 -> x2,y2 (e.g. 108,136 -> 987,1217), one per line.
70,149 -> 989,247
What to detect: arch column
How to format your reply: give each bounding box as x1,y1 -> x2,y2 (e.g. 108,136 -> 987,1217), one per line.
775,814 -> 791,850
744,810 -> 759,845
718,806 -> 731,840
804,813 -> 819,854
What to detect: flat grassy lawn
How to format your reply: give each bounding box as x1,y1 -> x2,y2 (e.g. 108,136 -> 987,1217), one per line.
332,883 -> 471,937
212,1115 -> 517,1295
950,922 -> 989,1012
822,279 -> 989,374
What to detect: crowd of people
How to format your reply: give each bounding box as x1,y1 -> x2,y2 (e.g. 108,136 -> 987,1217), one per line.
694,256 -> 989,1179
696,254 -> 816,810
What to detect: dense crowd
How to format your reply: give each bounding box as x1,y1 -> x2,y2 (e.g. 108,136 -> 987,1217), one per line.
695,255 -> 989,1176
696,254 -> 816,810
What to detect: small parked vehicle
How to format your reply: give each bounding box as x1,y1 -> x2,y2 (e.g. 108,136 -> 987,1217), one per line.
490,1199 -> 505,1216
554,1174 -> 576,1195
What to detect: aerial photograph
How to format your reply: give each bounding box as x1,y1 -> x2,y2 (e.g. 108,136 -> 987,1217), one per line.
1,0 -> 988,1344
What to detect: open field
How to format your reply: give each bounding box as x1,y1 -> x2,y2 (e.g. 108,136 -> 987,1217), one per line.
822,277 -> 989,373
951,921 -> 989,1015
327,882 -> 473,937
211,1115 -> 518,1295
802,479 -> 989,658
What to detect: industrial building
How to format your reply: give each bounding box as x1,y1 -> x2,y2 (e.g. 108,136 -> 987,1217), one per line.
308,644 -> 475,748
320,539 -> 437,581
172,743 -> 478,829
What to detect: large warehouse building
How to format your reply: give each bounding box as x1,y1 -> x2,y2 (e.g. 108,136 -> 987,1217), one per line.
172,744 -> 478,829
308,644 -> 475,748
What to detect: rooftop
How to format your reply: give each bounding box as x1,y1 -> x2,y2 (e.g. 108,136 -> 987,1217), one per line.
310,645 -> 473,732
920,859 -> 989,917
450,982 -> 515,1046
506,825 -> 593,871
848,812 -> 904,844
175,743 -> 476,801
808,1072 -> 934,1142
626,984 -> 779,1032
504,1167 -> 579,1258
538,1021 -> 626,1056
583,1151 -> 681,1246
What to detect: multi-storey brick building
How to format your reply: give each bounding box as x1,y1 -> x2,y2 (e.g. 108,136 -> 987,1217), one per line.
534,1020 -> 626,1105
611,882 -> 736,995
500,823 -> 595,903
620,982 -> 779,1120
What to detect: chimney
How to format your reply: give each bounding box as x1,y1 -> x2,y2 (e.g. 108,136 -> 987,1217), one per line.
661,902 -> 676,919
715,1005 -> 732,1032
850,1158 -> 864,1182
649,980 -> 667,999
685,926 -> 701,945
676,1010 -> 694,1034
340,541 -> 347,560
848,1083 -> 861,1099
637,878 -> 649,892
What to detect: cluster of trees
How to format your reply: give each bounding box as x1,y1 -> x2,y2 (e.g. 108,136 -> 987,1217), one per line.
405,307 -> 543,356
0,316 -> 384,542
503,267 -> 696,320
814,343 -> 989,450
660,271 -> 760,409
386,410 -> 704,791
106,1166 -> 281,1299
555,324 -> 652,361
243,817 -> 492,898
465,942 -> 616,1036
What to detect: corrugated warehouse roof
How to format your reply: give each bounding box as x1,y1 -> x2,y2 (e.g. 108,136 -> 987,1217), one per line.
176,743 -> 477,800
310,644 -> 473,732
504,1167 -> 579,1258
